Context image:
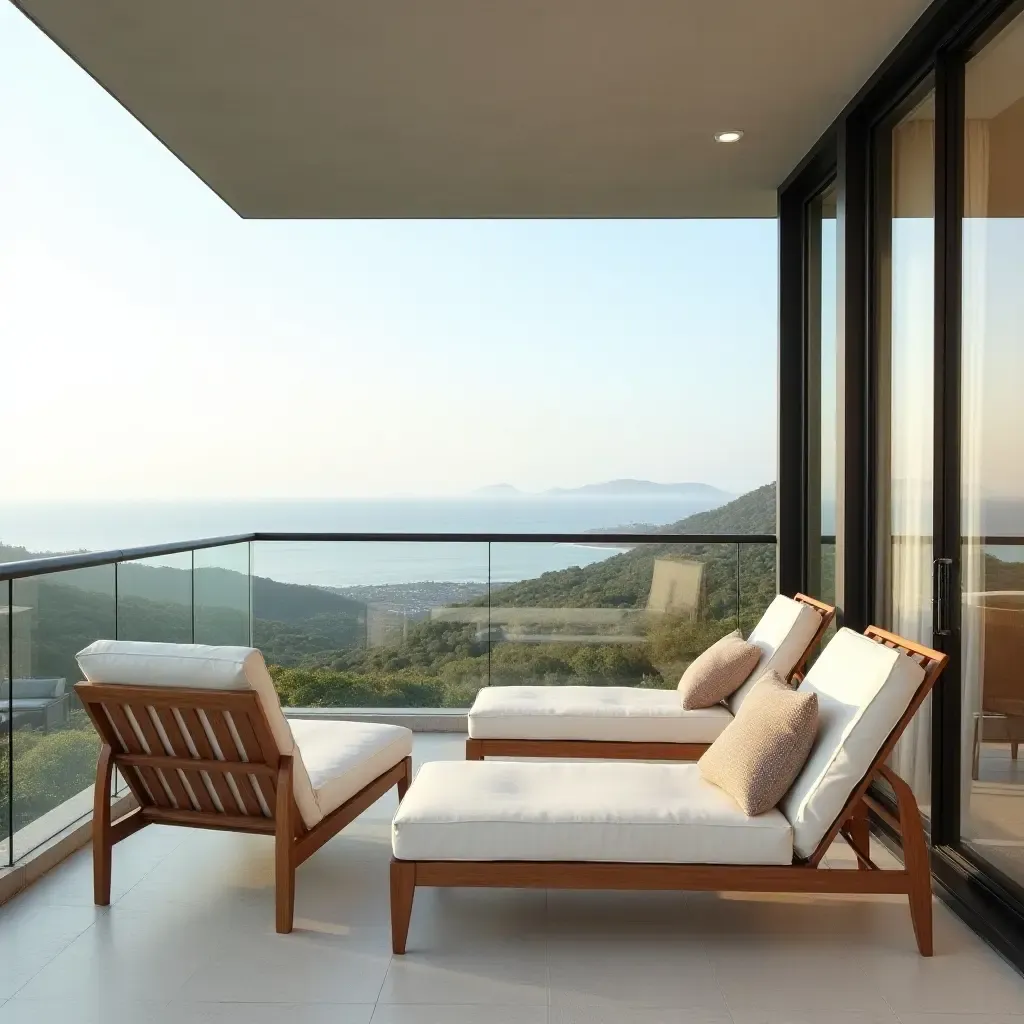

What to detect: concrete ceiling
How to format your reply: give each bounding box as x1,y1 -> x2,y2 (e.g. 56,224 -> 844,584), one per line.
967,12 -> 1024,119
16,0 -> 932,218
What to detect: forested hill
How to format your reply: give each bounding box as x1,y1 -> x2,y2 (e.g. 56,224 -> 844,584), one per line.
654,481 -> 776,536
486,482 -> 778,621
0,543 -> 71,563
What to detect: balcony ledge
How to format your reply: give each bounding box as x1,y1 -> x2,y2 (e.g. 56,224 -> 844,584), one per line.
283,707 -> 467,732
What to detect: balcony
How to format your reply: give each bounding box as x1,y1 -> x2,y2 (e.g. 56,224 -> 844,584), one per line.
1,530 -> 1023,1021
6,0 -> 1024,993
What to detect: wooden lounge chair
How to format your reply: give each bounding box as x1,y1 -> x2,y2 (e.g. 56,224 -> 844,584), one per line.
75,640 -> 413,933
466,593 -> 836,762
391,626 -> 946,956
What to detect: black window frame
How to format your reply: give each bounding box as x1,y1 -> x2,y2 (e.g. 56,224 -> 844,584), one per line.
778,0 -> 1024,970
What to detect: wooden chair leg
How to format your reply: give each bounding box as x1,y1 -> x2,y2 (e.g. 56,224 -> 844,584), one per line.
465,738 -> 484,761
92,744 -> 114,906
275,756 -> 296,934
971,715 -> 981,781
390,859 -> 416,954
847,798 -> 871,871
880,764 -> 932,957
1012,741 -> 1019,761
397,756 -> 413,800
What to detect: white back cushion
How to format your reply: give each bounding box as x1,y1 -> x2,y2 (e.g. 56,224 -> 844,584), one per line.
728,595 -> 823,713
76,640 -> 331,825
779,628 -> 925,859
76,640 -> 295,758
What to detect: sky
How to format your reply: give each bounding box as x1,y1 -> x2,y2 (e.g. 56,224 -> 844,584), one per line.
0,2 -> 779,502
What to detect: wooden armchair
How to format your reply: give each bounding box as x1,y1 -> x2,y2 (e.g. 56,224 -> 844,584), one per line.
75,640 -> 412,933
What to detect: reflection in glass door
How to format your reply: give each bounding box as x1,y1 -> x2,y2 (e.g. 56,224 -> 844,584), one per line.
876,89 -> 936,813
960,8 -> 1024,890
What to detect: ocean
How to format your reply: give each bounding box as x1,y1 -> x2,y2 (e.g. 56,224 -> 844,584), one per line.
0,496 -> 730,588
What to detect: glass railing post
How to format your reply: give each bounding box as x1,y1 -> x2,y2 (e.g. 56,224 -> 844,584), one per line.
735,542 -> 741,633
487,540 -> 492,689
247,540 -> 254,647
4,580 -> 12,867
111,562 -> 119,798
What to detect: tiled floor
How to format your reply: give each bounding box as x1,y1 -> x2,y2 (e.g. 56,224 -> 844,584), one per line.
1,734 -> 1023,1023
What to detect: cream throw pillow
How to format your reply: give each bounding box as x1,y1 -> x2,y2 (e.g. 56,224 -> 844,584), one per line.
699,670 -> 818,816
677,630 -> 761,710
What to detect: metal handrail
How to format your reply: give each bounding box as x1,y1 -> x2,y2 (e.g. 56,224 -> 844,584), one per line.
0,531 -> 777,582
250,531 -> 776,544
0,534 -> 256,582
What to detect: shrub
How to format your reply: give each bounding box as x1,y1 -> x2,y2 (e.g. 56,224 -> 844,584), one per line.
0,716 -> 101,834
14,729 -> 99,814
270,665 -> 451,708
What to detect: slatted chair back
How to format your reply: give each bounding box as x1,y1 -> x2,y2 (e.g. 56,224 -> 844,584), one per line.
805,626 -> 947,866
76,682 -> 287,834
790,593 -> 837,680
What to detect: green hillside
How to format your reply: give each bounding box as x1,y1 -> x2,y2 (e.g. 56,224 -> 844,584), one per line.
1,543 -> 47,563
484,482 -> 778,622
657,481 -> 776,535
271,483 -> 781,707
3,486 -> 782,705
2,555 -> 366,672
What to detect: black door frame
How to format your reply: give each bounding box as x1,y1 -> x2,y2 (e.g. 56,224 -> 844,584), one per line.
778,0 -> 1024,970
932,48 -> 966,851
777,143 -> 836,601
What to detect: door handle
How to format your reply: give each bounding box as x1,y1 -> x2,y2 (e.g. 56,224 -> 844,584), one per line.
932,557 -> 953,636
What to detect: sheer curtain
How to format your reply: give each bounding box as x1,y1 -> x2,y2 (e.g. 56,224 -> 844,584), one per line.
884,117 -> 989,804
888,117 -> 936,800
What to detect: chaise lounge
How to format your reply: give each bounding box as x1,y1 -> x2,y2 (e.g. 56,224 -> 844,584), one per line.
391,625 -> 946,955
466,592 -> 835,761
75,640 -> 413,933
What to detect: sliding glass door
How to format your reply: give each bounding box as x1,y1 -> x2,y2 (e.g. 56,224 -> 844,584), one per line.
959,7 -> 1024,890
870,5 -> 1024,903
780,0 -> 1024,961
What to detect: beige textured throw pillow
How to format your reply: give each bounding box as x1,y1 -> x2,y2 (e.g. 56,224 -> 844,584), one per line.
699,671 -> 818,816
677,630 -> 762,710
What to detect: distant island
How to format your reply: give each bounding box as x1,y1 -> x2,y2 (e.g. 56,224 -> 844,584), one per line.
474,484 -> 522,496
474,479 -> 734,501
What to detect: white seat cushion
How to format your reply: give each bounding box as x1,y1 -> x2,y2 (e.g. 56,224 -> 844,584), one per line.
392,760 -> 793,864
288,718 -> 412,827
729,595 -> 824,713
468,685 -> 733,743
76,640 -> 411,829
780,628 -> 926,859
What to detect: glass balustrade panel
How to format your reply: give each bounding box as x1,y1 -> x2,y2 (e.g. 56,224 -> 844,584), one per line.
251,540 -> 489,708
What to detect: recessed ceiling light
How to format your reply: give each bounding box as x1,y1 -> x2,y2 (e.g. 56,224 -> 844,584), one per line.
714,130 -> 744,143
